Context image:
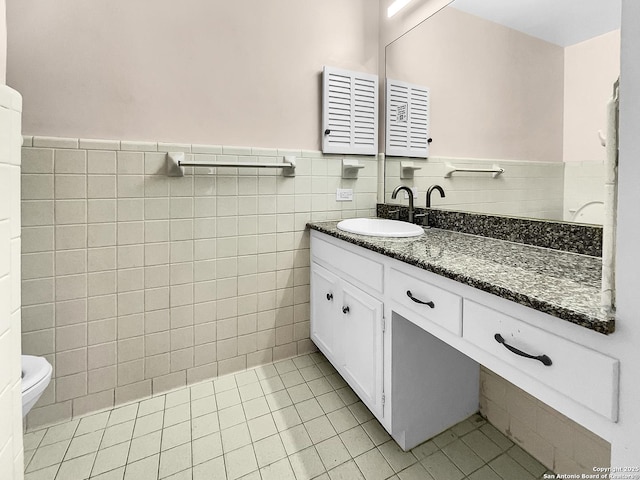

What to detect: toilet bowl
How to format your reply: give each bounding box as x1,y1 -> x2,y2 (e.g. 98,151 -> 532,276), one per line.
22,355 -> 52,417
571,201 -> 605,224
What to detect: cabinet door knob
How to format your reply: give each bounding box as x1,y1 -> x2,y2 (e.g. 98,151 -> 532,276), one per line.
406,290 -> 435,308
326,293 -> 333,301
494,334 -> 552,366
342,306 -> 350,314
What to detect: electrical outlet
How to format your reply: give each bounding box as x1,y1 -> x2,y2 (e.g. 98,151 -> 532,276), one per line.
336,188 -> 353,201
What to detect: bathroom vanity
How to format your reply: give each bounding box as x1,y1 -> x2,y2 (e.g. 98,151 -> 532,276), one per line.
308,222 -> 618,451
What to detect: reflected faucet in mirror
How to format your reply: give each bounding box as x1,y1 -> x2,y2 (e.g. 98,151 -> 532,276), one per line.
391,185 -> 416,223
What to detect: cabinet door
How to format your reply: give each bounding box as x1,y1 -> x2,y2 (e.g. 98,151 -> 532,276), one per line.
310,263 -> 340,361
340,283 -> 384,418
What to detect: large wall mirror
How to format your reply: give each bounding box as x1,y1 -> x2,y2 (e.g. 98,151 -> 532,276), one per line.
384,0 -> 621,225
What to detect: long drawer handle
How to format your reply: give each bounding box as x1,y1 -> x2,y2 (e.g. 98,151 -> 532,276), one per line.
494,334 -> 552,366
406,290 -> 435,308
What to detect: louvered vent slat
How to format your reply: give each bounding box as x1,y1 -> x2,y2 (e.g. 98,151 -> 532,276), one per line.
386,79 -> 430,158
322,66 -> 378,155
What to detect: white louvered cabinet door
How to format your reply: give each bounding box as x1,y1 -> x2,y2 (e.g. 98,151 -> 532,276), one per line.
386,79 -> 430,158
322,66 -> 378,156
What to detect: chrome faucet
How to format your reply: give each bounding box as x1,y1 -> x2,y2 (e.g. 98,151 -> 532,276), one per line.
426,185 -> 445,208
391,185 -> 415,223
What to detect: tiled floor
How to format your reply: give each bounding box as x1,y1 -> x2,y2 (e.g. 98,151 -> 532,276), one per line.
23,353 -> 551,480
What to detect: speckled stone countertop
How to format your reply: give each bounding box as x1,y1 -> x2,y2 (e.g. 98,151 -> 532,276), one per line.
308,221 -> 614,335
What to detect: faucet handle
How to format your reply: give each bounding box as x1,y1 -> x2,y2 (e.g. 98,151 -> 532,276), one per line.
413,213 -> 427,226
387,209 -> 400,220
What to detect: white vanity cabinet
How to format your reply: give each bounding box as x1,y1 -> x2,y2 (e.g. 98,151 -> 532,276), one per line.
310,242 -> 385,420
310,229 -> 620,451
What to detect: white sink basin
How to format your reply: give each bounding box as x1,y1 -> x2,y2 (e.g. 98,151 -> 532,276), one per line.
336,218 -> 424,238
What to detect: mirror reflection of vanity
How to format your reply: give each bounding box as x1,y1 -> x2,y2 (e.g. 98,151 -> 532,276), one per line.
384,0 -> 621,225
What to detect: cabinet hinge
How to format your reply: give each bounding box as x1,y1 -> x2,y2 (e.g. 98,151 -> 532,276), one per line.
382,317 -> 386,333
382,393 -> 386,406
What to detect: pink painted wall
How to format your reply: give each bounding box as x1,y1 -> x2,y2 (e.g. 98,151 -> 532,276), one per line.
386,7 -> 565,162
6,0 -> 379,150
563,30 -> 620,162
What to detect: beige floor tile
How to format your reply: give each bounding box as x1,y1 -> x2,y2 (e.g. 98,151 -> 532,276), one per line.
23,430 -> 47,451
260,457 -> 296,480
108,405 -> 139,427
90,466 -> 125,480
27,439 -> 71,472
307,378 -> 334,397
289,446 -> 326,480
92,441 -> 131,476
192,412 -> 220,440
292,355 -> 315,369
40,420 -> 79,446
123,454 -> 159,480
410,440 -> 438,462
361,419 -> 391,447
164,404 -> 190,427
133,411 -> 164,438
339,426 -> 375,457
335,386 -> 359,406
466,465 -> 502,480
165,388 -> 191,409
348,402 -> 374,424
193,456 -> 226,480
128,430 -> 162,463
254,364 -> 278,380
304,415 -> 337,445
265,390 -> 293,412
259,376 -> 285,395
378,440 -> 418,473
326,374 -> 348,391
224,444 -> 258,480
295,398 -> 324,422
489,453 -> 536,480
247,414 -> 277,442
193,432 -> 223,465
299,365 -> 323,382
242,397 -> 270,420
238,382 -> 264,403
101,420 -> 135,449
218,405 -> 246,430
159,443 -> 193,479
398,462 -> 435,480
421,450 -> 464,480
163,468 -> 192,480
191,381 -> 215,399
161,421 -> 192,451
433,430 -> 458,449
235,370 -> 259,386
65,430 -> 103,460
315,436 -> 351,470
442,439 -> 485,475
213,374 -> 237,394
316,391 -> 345,414
461,430 -> 503,463
56,452 -> 96,480
507,445 -> 547,477
280,424 -> 312,455
354,447 -> 394,480
272,405 -> 302,432
328,460 -> 365,480
253,433 -> 287,468
221,423 -> 252,452
327,407 -> 359,434
138,396 -> 165,418
76,412 -> 110,436
479,424 -> 513,451
24,464 -> 58,480
216,389 -> 242,410
287,384 -> 314,404
192,395 -> 218,418
274,359 -> 297,375
280,370 -> 305,388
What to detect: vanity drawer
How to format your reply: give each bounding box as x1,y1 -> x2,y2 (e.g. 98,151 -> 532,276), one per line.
389,268 -> 462,335
311,236 -> 384,293
463,300 -> 619,421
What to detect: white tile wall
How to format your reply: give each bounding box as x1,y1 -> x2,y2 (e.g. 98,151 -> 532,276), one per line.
385,156 -> 565,221
21,137 -> 378,430
563,161 -> 605,223
0,85 -> 25,480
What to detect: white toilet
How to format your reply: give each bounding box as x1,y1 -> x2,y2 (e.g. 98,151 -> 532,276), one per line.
571,201 -> 605,224
21,355 -> 53,417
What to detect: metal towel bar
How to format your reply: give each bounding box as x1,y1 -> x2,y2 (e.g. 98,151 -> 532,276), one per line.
167,152 -> 296,177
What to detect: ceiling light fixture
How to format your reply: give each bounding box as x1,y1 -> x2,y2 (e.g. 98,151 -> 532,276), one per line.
387,0 -> 414,18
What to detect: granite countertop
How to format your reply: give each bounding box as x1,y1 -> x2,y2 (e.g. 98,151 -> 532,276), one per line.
308,221 -> 614,335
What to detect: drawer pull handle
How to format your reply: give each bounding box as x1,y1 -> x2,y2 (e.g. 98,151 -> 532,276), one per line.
406,290 -> 435,308
342,306 -> 350,314
326,293 -> 333,301
494,334 -> 552,366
